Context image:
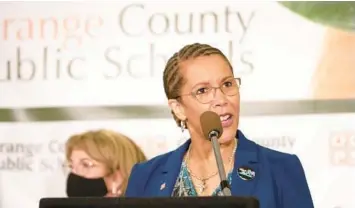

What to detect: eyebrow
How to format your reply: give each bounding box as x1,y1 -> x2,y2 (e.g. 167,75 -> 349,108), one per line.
69,157 -> 92,163
191,75 -> 234,89
191,81 -> 209,89
80,158 -> 95,163
219,76 -> 234,82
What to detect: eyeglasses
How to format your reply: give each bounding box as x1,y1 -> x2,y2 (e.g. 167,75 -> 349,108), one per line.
176,77 -> 241,104
62,159 -> 98,175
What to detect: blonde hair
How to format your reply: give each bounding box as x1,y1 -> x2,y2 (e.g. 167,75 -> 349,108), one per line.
65,129 -> 147,194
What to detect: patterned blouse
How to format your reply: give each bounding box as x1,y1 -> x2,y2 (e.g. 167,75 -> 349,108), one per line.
171,161 -> 233,197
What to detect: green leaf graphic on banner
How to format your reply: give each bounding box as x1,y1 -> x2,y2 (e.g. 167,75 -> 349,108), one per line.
279,1 -> 355,32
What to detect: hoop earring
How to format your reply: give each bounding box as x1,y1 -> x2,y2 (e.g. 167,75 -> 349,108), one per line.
180,120 -> 186,132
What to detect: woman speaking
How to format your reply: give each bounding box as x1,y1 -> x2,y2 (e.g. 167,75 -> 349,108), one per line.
125,43 -> 314,208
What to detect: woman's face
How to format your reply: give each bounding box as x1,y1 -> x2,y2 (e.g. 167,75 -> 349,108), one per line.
67,148 -> 124,196
169,54 -> 240,143
68,149 -> 108,179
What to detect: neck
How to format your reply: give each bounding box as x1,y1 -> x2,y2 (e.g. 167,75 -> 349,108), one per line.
189,134 -> 235,164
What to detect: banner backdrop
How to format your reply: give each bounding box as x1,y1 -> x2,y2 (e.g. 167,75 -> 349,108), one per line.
1,1 -> 355,208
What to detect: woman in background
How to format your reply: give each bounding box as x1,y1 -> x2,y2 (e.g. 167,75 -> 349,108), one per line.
64,129 -> 147,197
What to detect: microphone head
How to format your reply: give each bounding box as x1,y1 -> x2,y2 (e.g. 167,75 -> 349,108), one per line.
200,111 -> 223,140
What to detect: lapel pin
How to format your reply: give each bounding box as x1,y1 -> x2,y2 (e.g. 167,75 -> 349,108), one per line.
237,166 -> 255,181
160,183 -> 166,190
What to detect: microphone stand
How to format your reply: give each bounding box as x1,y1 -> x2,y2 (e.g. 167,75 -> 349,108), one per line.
209,130 -> 232,196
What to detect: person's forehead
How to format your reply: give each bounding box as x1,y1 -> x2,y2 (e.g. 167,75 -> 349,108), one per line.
70,149 -> 93,161
180,55 -> 232,86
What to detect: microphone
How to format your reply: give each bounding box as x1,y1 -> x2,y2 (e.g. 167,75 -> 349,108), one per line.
200,111 -> 232,196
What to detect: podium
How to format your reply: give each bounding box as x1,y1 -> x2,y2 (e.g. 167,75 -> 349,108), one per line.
40,196 -> 259,208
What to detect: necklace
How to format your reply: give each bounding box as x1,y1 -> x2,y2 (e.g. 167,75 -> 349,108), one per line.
185,139 -> 238,194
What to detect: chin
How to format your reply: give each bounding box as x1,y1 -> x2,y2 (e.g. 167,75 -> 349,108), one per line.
218,127 -> 237,144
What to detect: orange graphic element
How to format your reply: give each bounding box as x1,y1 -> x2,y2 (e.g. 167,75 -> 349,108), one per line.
1,15 -> 103,49
312,28 -> 355,99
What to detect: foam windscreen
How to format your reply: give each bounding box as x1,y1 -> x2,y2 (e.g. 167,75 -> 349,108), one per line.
200,111 -> 223,140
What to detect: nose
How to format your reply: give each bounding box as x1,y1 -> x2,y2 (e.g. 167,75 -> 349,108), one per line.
70,164 -> 82,175
71,166 -> 78,174
212,87 -> 228,107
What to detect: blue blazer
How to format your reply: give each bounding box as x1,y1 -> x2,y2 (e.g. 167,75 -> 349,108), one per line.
126,130 -> 314,208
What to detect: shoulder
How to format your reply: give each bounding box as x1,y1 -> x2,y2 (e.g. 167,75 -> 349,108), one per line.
257,144 -> 314,207
131,150 -> 172,174
125,139 -> 190,197
254,144 -> 308,186
257,144 -> 308,186
258,144 -> 298,164
124,150 -> 174,196
257,145 -> 307,181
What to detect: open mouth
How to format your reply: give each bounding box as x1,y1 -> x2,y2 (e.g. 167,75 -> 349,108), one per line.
219,114 -> 232,122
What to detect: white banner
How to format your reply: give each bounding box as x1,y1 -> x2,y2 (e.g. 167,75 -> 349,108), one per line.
2,1 -> 352,107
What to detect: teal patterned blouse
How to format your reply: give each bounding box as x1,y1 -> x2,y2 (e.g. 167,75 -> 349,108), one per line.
171,161 -> 233,197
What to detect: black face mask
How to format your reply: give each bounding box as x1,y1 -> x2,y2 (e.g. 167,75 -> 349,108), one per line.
66,173 -> 108,197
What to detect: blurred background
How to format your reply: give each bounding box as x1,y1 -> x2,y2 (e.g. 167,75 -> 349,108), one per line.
0,1 -> 354,208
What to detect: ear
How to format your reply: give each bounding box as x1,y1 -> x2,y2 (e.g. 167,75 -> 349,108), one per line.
168,99 -> 186,121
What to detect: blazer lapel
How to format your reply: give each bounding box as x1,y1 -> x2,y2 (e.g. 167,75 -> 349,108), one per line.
152,130 -> 259,197
231,130 -> 260,197
156,140 -> 190,197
